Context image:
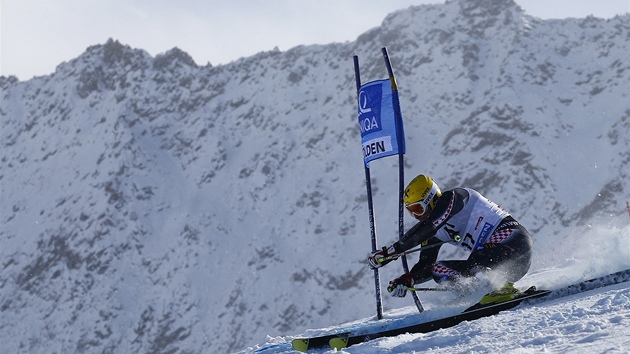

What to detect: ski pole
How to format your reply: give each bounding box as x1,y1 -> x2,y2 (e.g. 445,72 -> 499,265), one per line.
385,285 -> 448,292
408,287 -> 449,292
380,236 -> 460,263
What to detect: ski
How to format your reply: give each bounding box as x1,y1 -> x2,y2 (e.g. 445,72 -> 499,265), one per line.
291,332 -> 350,352
292,288 -> 544,352
329,288 -> 549,350
328,268 -> 630,350
292,269 -> 630,351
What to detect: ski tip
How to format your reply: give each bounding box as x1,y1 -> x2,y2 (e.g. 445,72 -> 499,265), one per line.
291,338 -> 309,352
329,336 -> 349,350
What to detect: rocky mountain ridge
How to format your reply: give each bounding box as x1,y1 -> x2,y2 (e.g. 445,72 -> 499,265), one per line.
1,0 -> 628,352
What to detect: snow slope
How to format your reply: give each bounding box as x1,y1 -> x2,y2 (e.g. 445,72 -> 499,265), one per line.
246,224 -> 630,353
250,284 -> 630,353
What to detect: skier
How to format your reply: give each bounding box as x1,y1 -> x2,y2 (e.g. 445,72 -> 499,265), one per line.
368,174 -> 533,304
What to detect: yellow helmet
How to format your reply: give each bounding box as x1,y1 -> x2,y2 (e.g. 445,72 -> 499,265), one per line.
403,175 -> 441,219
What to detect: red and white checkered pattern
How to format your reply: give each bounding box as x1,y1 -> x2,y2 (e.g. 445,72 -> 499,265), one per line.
432,262 -> 461,278
487,228 -> 514,243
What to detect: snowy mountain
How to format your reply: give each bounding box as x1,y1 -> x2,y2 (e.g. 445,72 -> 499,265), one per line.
1,0 -> 628,353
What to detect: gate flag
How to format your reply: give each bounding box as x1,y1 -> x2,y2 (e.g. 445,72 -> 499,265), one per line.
357,79 -> 405,166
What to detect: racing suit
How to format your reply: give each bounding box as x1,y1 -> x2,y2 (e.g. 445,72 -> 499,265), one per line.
392,188 -> 532,285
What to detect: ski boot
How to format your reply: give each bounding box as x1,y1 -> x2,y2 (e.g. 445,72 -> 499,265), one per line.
479,283 -> 523,305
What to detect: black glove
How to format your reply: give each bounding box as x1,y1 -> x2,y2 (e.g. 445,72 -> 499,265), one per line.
367,246 -> 398,270
387,273 -> 414,297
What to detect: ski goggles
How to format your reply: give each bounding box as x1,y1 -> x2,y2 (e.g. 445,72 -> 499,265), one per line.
405,201 -> 426,217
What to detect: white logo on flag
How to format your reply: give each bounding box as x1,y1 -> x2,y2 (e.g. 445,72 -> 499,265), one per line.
358,90 -> 372,114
